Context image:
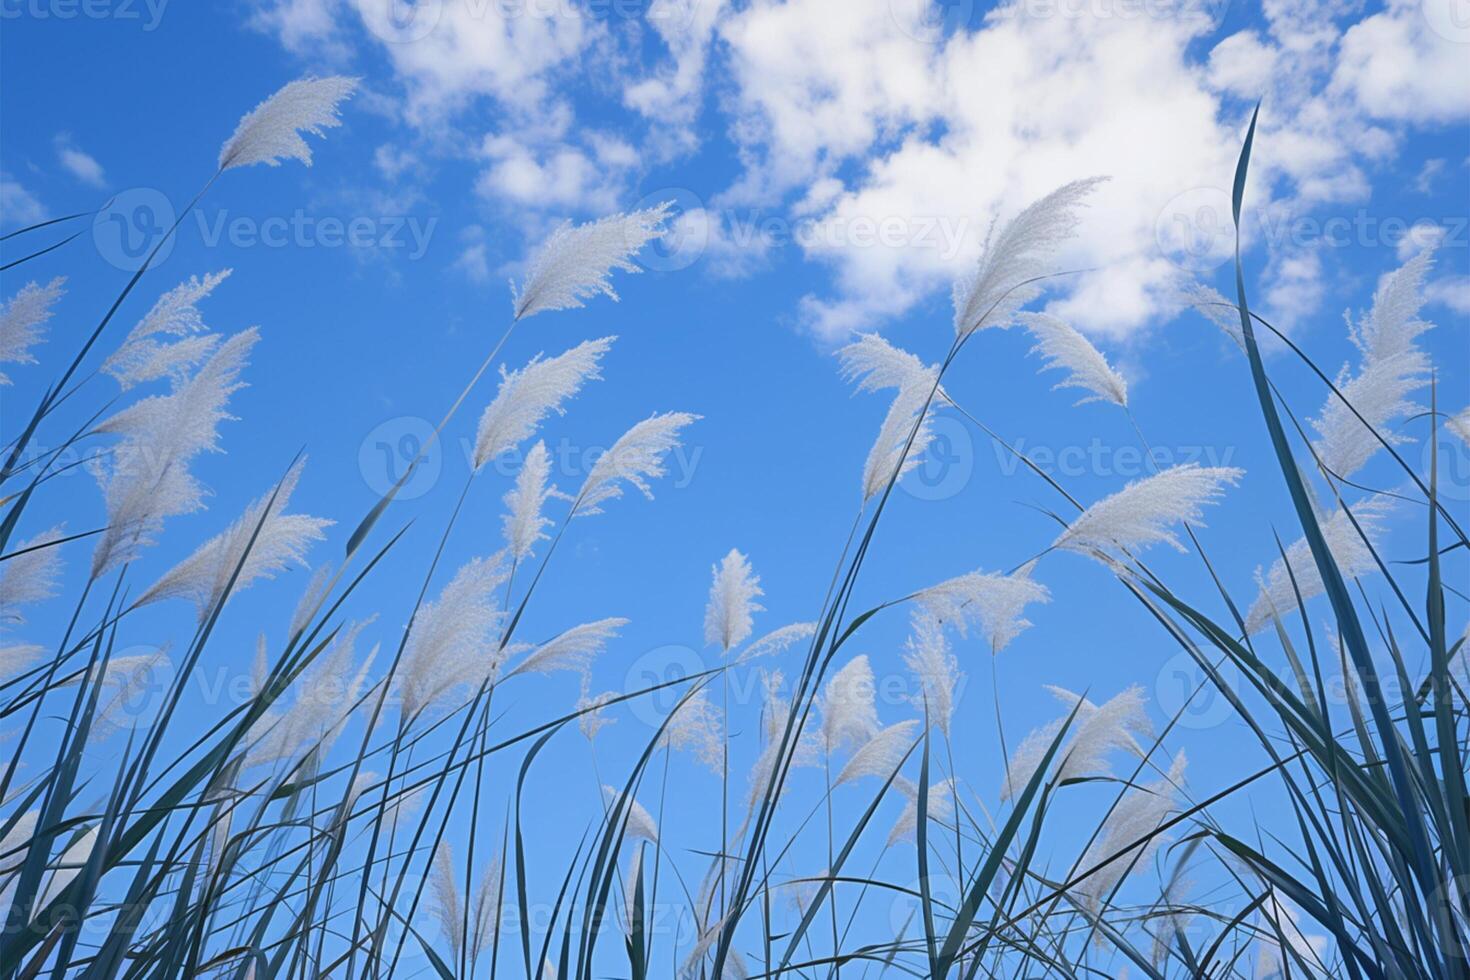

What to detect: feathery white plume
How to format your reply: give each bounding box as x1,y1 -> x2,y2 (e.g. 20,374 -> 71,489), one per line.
0,277 -> 64,384
401,553 -> 511,719
507,617 -> 627,678
952,179 -> 1105,336
1311,248 -> 1434,480
1001,685 -> 1152,800
137,458 -> 332,615
286,563 -> 333,641
736,621 -> 816,662
429,841 -> 466,958
470,851 -> 505,965
0,525 -> 65,626
574,412 -> 699,515
887,775 -> 955,847
576,678 -> 618,741
1,644 -> 42,679
511,205 -> 672,320
0,811 -> 38,911
704,549 -> 763,652
662,689 -> 723,772
915,565 -> 1050,653
1018,312 -> 1127,408
473,337 -> 613,468
218,76 -> 358,171
245,621 -> 376,766
91,328 -> 260,575
86,650 -> 173,741
1178,280 -> 1245,352
502,441 -> 561,561
861,385 -> 935,502
103,271 -> 229,389
603,785 -> 659,842
835,720 -> 919,787
837,333 -> 941,397
1073,751 -> 1186,911
903,612 -> 960,735
1244,497 -> 1392,634
820,655 -> 879,753
1054,464 -> 1243,559
35,824 -> 99,916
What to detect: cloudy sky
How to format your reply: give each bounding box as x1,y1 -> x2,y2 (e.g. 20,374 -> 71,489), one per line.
1,5 -> 1467,964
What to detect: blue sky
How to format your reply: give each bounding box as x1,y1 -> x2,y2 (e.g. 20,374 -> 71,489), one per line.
2,0 -> 1468,970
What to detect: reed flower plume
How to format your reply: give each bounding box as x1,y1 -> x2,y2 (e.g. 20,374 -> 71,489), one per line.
218,76 -> 358,170
887,775 -> 955,847
137,458 -> 332,615
85,650 -> 173,741
576,679 -> 618,740
1072,750 -> 1186,911
1311,247 -> 1434,480
1244,496 -> 1392,633
473,337 -> 614,468
952,178 -> 1105,336
915,564 -> 1050,653
246,620 -> 376,766
835,719 -> 919,787
91,328 -> 260,576
0,277 -> 64,385
0,525 -> 65,627
1054,464 -> 1243,559
1001,685 -> 1151,800
1178,280 -> 1246,352
903,611 -> 960,735
0,811 -> 38,910
506,617 -> 628,678
603,785 -> 659,842
819,655 -> 880,754
704,548 -> 763,653
837,333 -> 941,398
862,385 -> 935,503
1018,312 -> 1128,408
574,412 -> 699,515
103,271 -> 230,389
735,621 -> 816,661
662,689 -> 723,772
429,841 -> 466,959
511,204 -> 673,320
502,441 -> 563,562
400,553 -> 511,719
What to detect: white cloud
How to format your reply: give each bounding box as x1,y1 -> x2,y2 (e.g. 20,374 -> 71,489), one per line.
0,174 -> 44,227
1427,276 -> 1470,315
55,135 -> 106,188
1332,0 -> 1470,125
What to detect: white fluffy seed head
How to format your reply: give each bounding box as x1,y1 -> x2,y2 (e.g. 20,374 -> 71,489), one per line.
862,386 -> 935,503
903,611 -> 959,735
401,553 -> 511,719
1073,750 -> 1186,911
91,329 -> 260,576
603,785 -> 659,842
511,204 -> 673,320
835,720 -> 919,787
502,441 -> 560,561
704,549 -> 763,652
473,337 -> 613,468
508,617 -> 627,678
103,271 -> 230,390
1017,312 -> 1127,408
916,565 -> 1051,653
1177,280 -> 1246,352
662,689 -> 723,772
0,525 -> 66,627
137,458 -> 332,616
0,277 -> 65,385
574,412 -> 699,515
837,333 -> 940,397
1311,248 -> 1434,480
1054,464 -> 1243,560
820,656 -> 879,752
1244,497 -> 1392,633
887,775 -> 955,847
218,76 -> 358,171
952,178 -> 1105,337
